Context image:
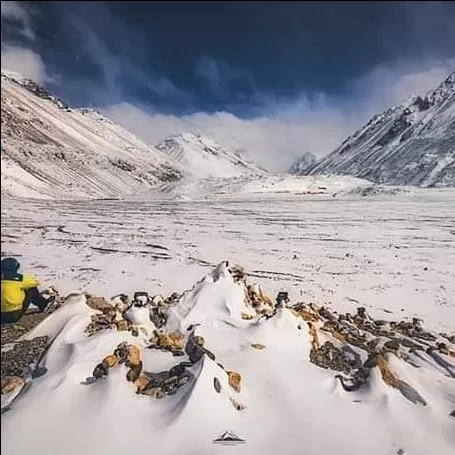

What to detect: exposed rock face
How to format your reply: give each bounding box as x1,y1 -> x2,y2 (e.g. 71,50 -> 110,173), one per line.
1,70 -> 183,200
292,72 -> 455,188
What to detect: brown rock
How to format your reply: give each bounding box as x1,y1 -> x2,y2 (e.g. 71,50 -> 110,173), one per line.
436,343 -> 449,355
126,361 -> 143,383
168,331 -> 185,350
214,377 -> 221,393
241,312 -> 254,320
116,320 -> 129,331
1,376 -> 25,394
227,370 -> 241,393
377,354 -> 399,387
102,354 -> 118,369
135,375 -> 150,394
141,387 -> 160,397
127,344 -> 141,367
332,331 -> 347,344
251,343 -> 266,350
292,306 -> 320,323
258,288 -> 273,306
193,336 -> 205,347
308,322 -> 320,350
85,294 -> 113,313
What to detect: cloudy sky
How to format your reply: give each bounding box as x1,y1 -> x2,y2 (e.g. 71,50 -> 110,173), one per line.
1,1 -> 454,170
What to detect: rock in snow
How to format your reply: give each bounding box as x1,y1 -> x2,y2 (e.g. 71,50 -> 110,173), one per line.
1,262 -> 454,455
292,71 -> 455,187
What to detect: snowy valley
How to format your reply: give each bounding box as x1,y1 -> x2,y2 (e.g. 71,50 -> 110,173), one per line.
1,69 -> 455,455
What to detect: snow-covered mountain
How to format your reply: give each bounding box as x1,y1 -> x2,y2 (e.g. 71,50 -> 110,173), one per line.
1,70 -> 183,199
292,72 -> 455,187
288,151 -> 317,174
155,132 -> 263,179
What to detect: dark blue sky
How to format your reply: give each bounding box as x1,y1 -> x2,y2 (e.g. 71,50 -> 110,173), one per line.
2,1 -> 455,116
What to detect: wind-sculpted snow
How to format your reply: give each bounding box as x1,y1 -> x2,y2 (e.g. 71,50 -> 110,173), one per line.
1,260 -> 454,455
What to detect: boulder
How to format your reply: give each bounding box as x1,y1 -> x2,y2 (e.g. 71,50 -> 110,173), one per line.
214,377 -> 221,393
126,361 -> 143,383
101,354 -> 118,369
135,375 -> 150,394
127,344 -> 141,367
85,294 -> 113,313
1,376 -> 25,395
226,370 -> 241,392
115,320 -> 129,331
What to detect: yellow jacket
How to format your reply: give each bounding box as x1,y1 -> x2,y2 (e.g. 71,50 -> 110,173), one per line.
1,274 -> 39,313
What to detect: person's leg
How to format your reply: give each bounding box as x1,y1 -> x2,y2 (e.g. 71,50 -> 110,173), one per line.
25,287 -> 49,312
1,310 -> 24,324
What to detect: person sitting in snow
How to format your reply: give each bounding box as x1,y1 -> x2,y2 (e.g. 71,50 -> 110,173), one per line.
1,257 -> 55,324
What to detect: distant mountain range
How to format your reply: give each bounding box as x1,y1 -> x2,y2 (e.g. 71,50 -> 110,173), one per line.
291,72 -> 455,187
0,70 -> 259,199
2,67 -> 454,200
155,132 -> 263,179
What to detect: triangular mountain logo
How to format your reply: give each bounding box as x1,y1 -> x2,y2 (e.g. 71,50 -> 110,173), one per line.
213,430 -> 246,446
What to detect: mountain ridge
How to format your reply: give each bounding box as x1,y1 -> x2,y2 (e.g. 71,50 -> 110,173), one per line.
1,69 -> 185,199
155,131 -> 264,179
291,71 -> 455,187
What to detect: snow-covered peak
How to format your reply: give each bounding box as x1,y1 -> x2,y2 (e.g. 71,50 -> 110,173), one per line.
155,132 -> 262,179
1,68 -> 31,84
288,151 -> 318,175
1,74 -> 183,199
292,71 -> 455,187
1,68 -> 69,110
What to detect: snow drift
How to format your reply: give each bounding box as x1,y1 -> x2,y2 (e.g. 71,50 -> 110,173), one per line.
2,262 -> 454,455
